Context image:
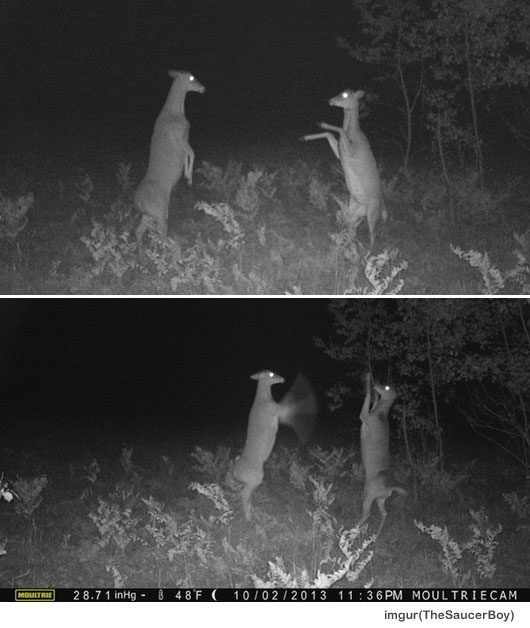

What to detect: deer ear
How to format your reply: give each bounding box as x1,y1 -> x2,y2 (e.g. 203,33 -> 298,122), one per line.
356,90 -> 365,99
168,70 -> 179,79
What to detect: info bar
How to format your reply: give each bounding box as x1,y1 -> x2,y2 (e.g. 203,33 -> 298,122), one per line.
1,588 -> 526,602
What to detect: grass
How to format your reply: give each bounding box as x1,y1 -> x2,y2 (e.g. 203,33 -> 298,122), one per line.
1,145 -> 529,294
0,436 -> 527,589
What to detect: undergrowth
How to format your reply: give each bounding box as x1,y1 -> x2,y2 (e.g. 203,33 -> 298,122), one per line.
1,155 -> 527,294
0,442 -> 516,588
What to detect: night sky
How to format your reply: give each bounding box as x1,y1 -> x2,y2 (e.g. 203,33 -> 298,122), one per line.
0,298 -> 333,454
1,0 -> 359,155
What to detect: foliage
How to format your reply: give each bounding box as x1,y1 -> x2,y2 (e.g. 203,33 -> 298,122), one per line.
194,201 -> 244,248
415,509 -> 502,586
88,497 -> 140,551
9,474 -> 49,551
0,192 -> 35,280
362,249 -> 407,294
503,492 -> 530,540
188,483 -> 233,525
414,457 -> 476,498
234,168 -> 277,218
142,495 -> 218,579
13,475 -> 48,519
317,299 -> 530,470
0,473 -> 16,503
197,161 -> 277,219
307,477 -> 337,563
339,0 -> 530,172
0,154 -> 528,294
0,192 -> 34,241
0,442 -> 526,588
81,220 -> 138,279
309,447 -> 355,481
190,446 -> 232,483
82,459 -> 101,485
503,491 -> 530,521
329,205 -> 408,294
338,0 -> 426,170
196,160 -> 243,202
451,236 -> 530,294
252,527 -> 374,588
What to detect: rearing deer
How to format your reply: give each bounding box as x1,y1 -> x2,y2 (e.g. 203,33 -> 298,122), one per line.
134,70 -> 205,245
302,90 -> 385,247
357,372 -> 406,536
227,370 -> 317,520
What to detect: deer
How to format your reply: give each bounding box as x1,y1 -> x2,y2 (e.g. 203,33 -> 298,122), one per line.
226,370 -> 317,520
134,70 -> 205,246
302,90 -> 385,248
357,372 -> 406,537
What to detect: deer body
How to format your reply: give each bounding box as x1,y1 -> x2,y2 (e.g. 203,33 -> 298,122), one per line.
228,370 -> 316,520
357,373 -> 405,536
134,70 -> 205,244
302,90 -> 384,247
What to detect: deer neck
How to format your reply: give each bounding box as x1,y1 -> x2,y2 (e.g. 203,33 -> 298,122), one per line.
163,79 -> 187,116
255,380 -> 274,402
342,106 -> 360,138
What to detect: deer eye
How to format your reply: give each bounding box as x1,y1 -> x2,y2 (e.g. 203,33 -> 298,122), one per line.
342,92 -> 348,98
190,76 -> 195,81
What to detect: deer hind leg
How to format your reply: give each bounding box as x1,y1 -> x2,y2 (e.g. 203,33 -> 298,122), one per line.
374,496 -> 389,537
156,209 -> 168,237
366,203 -> 378,249
229,459 -> 264,521
239,481 -> 259,521
366,196 -> 384,248
357,492 -> 389,537
374,487 -> 407,536
134,181 -> 169,244
356,488 -> 376,528
345,196 -> 367,240
135,215 -> 149,247
135,212 -> 167,249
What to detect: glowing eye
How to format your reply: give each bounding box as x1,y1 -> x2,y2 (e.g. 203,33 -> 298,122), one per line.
342,92 -> 348,98
190,76 -> 195,81
385,386 -> 390,391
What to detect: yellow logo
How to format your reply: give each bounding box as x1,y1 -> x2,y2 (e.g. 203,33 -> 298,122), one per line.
15,589 -> 55,601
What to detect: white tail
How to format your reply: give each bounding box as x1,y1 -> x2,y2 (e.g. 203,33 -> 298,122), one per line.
357,372 -> 406,536
134,70 -> 205,245
227,370 -> 317,520
302,90 -> 384,247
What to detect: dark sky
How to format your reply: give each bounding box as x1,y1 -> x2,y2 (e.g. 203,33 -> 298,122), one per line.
0,298 -> 333,451
1,0 -> 358,151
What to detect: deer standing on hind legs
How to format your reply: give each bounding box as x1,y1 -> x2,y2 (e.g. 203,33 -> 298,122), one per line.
302,90 -> 385,248
134,70 -> 205,246
226,370 -> 317,520
357,372 -> 406,537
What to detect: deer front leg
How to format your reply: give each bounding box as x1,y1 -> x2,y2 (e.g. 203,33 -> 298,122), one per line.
182,143 -> 195,185
319,122 -> 343,134
301,131 -> 340,160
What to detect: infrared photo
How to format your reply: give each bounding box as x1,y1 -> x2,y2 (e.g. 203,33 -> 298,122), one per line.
1,1 -> 530,295
0,297 -> 529,589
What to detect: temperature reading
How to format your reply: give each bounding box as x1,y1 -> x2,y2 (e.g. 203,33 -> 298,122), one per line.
174,590 -> 204,601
